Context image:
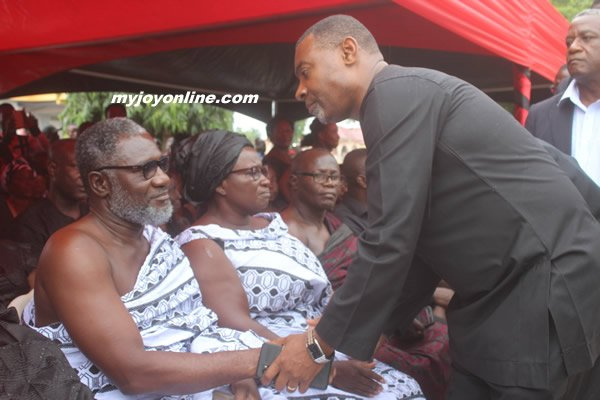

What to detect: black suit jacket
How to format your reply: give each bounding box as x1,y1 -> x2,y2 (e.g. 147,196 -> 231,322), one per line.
316,66 -> 600,389
525,93 -> 574,155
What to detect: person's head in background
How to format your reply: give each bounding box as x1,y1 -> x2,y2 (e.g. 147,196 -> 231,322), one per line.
266,115 -> 294,151
340,148 -> 367,204
262,161 -> 288,212
301,120 -> 340,152
105,103 -> 127,119
0,103 -> 14,133
592,0 -> 600,9
289,148 -> 340,213
551,64 -> 570,94
254,138 -> 266,158
48,139 -> 87,205
42,126 -> 60,143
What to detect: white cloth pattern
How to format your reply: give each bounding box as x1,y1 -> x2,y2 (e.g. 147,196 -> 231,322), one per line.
22,226 -> 258,400
177,213 -> 424,400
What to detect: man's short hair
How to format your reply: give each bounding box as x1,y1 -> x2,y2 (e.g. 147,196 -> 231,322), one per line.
265,115 -> 292,140
76,118 -> 146,194
296,14 -> 380,55
573,8 -> 600,20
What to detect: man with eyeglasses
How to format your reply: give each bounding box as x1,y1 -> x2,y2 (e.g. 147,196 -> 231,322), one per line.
281,148 -> 342,257
22,118 -> 265,399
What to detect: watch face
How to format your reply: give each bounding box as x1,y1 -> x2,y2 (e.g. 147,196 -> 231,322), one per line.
307,343 -> 323,359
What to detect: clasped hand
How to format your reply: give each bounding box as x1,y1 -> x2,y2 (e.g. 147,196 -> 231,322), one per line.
260,333 -> 326,393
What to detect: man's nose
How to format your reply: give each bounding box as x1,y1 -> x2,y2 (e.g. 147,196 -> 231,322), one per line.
152,166 -> 170,186
295,82 -> 306,101
568,38 -> 583,53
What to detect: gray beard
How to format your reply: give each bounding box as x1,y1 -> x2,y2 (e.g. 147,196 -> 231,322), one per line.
311,104 -> 328,124
107,176 -> 173,226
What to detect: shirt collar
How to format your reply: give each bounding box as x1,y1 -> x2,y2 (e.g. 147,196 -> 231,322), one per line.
559,79 -> 586,111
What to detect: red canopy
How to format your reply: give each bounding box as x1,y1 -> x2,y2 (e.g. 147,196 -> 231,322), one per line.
0,0 -> 568,120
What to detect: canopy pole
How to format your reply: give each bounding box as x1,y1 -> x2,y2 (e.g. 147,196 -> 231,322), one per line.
513,65 -> 531,125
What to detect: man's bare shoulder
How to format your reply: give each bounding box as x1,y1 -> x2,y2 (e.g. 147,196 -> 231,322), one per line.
38,216 -> 109,275
35,216 -> 114,326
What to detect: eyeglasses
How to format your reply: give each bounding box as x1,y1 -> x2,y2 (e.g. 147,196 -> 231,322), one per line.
294,172 -> 341,185
229,165 -> 269,181
95,156 -> 170,180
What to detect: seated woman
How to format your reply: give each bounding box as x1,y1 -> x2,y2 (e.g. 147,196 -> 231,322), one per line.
176,130 -> 424,400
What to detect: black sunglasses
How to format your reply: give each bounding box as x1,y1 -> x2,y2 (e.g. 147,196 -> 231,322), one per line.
95,155 -> 170,180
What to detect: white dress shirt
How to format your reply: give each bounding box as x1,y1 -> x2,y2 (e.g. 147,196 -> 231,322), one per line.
560,80 -> 600,186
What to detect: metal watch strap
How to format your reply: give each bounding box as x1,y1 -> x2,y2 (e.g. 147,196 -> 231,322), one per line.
306,329 -> 333,364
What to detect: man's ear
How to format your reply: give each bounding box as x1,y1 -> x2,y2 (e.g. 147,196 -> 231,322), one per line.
88,171 -> 110,198
341,37 -> 359,65
288,173 -> 299,191
356,174 -> 367,190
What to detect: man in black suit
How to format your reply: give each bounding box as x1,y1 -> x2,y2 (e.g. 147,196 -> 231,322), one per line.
526,9 -> 600,185
262,14 -> 600,400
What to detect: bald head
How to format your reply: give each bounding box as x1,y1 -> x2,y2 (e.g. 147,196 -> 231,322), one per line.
290,148 -> 340,211
291,148 -> 335,173
297,14 -> 381,56
341,148 -> 366,187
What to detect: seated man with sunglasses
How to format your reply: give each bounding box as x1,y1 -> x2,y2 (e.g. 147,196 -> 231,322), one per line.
22,118 -> 264,399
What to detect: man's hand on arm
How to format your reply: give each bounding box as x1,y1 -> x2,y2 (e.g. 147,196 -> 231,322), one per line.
261,332 -> 330,393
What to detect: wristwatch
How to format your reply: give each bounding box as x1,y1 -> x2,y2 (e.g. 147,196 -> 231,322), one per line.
306,329 -> 334,364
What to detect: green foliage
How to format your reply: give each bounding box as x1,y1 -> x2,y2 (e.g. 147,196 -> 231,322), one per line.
551,0 -> 594,20
59,92 -> 113,127
234,127 -> 261,143
59,91 -> 234,144
293,119 -> 306,144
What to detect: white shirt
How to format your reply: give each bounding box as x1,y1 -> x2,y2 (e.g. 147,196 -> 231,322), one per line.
560,80 -> 600,186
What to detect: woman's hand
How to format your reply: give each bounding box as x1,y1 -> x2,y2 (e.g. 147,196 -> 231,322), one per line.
332,360 -> 384,397
230,378 -> 261,400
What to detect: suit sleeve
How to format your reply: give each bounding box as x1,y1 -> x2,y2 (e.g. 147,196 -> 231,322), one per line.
316,75 -> 450,360
539,139 -> 600,220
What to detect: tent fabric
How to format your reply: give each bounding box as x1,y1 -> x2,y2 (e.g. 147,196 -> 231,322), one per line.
0,0 -> 568,121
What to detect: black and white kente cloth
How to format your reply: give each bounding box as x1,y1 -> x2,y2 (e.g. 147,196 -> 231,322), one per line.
177,213 -> 425,400
22,225 -> 262,400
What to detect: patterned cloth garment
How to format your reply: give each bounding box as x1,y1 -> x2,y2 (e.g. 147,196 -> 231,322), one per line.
23,226 -> 262,400
177,213 -> 425,400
